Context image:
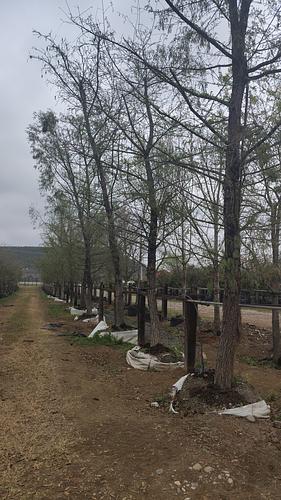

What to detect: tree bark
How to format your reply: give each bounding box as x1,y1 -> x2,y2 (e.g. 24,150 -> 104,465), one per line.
84,240 -> 93,315
147,232 -> 161,344
80,274 -> 87,309
215,0 -> 250,389
213,265 -> 221,336
271,202 -> 281,364
213,209 -> 221,335
145,157 -> 161,346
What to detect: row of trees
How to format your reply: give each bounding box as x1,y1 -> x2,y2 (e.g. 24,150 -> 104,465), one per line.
29,0 -> 281,389
0,250 -> 20,298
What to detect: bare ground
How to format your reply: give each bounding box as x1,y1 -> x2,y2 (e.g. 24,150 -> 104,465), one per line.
0,287 -> 281,499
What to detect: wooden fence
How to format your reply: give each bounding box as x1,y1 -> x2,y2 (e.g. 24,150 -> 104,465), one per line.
42,282 -> 281,373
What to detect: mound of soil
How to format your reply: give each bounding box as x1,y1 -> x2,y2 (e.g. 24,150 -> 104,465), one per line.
178,371 -> 260,415
170,315 -> 184,327
126,304 -> 149,317
142,343 -> 183,363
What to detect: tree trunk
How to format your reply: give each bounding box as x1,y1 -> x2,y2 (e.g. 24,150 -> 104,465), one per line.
271,202 -> 281,364
60,282 -> 65,300
80,275 -> 86,309
147,273 -> 161,346
213,212 -> 221,335
84,240 -> 92,315
79,85 -> 125,327
272,293 -> 281,364
213,265 -> 221,336
215,2 -> 250,389
147,206 -> 161,346
138,242 -> 143,286
114,281 -> 125,328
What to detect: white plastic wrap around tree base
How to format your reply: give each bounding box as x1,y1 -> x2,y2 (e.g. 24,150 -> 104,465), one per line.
126,346 -> 184,371
219,400 -> 270,419
88,320 -> 109,338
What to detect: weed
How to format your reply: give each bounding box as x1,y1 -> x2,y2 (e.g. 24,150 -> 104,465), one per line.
70,332 -> 132,351
0,290 -> 18,304
265,391 -> 279,402
171,346 -> 184,358
238,355 -> 259,366
239,355 -> 281,370
233,375 -> 247,385
153,393 -> 169,406
47,302 -> 70,320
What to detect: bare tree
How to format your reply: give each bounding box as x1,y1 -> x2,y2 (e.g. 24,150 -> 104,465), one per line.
31,36 -> 126,326
28,111 -> 97,313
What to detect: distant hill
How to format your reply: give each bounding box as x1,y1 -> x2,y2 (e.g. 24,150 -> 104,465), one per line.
1,247 -> 45,281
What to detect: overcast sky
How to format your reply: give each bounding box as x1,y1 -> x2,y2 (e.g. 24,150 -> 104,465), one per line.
0,0 -> 139,247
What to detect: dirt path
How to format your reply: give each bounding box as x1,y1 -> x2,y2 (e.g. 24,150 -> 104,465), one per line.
1,287 -> 281,499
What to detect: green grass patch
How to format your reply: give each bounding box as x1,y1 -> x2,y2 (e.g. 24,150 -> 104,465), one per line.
0,290 -> 18,305
70,332 -> 132,351
239,355 -> 281,370
4,293 -> 31,343
153,393 -> 170,406
265,391 -> 279,402
238,355 -> 259,366
40,291 -> 71,321
42,295 -> 70,321
47,302 -> 70,320
233,375 -> 247,385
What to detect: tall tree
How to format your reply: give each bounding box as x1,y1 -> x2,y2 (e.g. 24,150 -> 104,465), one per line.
31,35 -> 126,327
28,111 -> 97,313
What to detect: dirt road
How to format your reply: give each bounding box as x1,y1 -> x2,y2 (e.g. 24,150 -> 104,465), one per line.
1,287 -> 281,499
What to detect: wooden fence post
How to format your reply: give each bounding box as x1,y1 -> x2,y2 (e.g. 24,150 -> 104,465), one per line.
184,299 -> 198,372
108,285 -> 112,305
99,282 -> 104,322
74,284 -> 78,306
137,290 -> 146,347
66,284 -> 70,303
78,284 -> 81,307
127,284 -> 132,306
162,284 -> 168,320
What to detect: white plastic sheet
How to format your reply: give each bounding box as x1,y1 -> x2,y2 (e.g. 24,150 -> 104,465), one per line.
70,307 -> 86,316
109,330 -> 138,345
219,400 -> 270,419
172,374 -> 190,393
126,346 -> 184,371
83,316 -> 99,324
169,374 -> 190,414
54,297 -> 65,303
88,320 -> 109,338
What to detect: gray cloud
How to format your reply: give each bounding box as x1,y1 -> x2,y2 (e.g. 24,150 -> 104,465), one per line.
1,0 -> 121,246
